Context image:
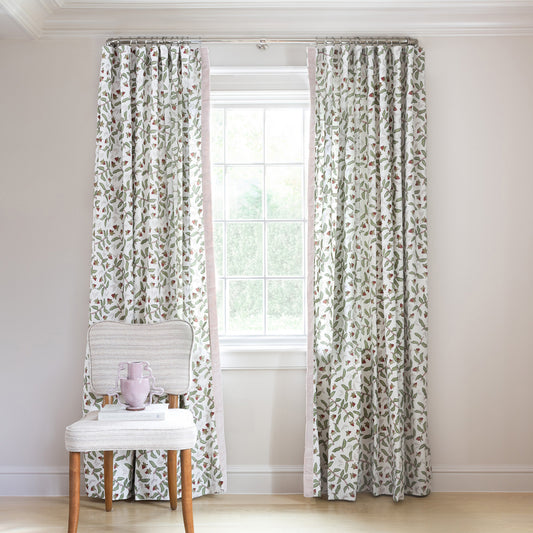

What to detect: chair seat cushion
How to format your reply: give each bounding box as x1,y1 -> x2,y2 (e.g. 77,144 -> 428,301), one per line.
65,408 -> 197,452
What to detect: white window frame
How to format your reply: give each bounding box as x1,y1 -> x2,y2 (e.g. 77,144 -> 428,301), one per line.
211,67 -> 309,369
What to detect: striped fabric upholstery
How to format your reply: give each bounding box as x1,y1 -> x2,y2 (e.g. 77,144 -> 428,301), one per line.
65,409 -> 197,452
88,320 -> 194,396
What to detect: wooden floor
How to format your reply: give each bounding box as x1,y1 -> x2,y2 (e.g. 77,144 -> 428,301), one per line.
1,493 -> 532,532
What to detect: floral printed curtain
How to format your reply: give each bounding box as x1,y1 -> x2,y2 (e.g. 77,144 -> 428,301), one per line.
304,43 -> 430,502
83,43 -> 226,500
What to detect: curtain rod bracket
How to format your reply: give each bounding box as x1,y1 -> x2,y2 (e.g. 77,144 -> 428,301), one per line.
256,39 -> 269,51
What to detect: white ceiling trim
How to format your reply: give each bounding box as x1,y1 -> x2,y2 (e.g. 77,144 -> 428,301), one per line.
2,0 -> 533,39
0,0 -> 49,38
45,0 -> 533,7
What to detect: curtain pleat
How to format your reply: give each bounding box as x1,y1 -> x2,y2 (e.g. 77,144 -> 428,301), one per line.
84,43 -> 226,500
305,43 -> 430,502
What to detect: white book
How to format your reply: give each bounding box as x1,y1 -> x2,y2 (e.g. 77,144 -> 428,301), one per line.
98,403 -> 169,421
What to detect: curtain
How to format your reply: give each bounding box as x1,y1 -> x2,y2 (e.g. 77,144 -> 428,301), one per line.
83,43 -> 226,500
304,43 -> 430,502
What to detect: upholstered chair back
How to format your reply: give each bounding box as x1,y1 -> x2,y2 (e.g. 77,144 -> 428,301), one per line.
87,320 -> 194,397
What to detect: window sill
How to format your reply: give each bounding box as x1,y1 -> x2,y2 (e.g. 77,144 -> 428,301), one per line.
218,337 -> 307,370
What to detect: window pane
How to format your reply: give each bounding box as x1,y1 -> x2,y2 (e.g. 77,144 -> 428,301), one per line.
267,222 -> 303,276
226,108 -> 263,164
265,108 -> 303,163
227,222 -> 263,276
214,222 -> 224,277
267,279 -> 304,334
228,279 -> 263,334
210,103 -> 308,338
266,165 -> 303,219
212,165 -> 224,220
211,108 -> 224,163
226,166 -> 263,219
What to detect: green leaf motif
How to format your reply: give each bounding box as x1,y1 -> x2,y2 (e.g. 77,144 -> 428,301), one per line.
309,43 -> 431,502
83,43 -> 226,501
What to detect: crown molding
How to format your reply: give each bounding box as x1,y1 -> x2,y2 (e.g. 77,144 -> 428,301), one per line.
44,0 -> 533,7
2,0 -> 533,39
0,0 -> 64,38
0,0 -> 45,38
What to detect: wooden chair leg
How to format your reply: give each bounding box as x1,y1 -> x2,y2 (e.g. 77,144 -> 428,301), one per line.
181,448 -> 194,533
68,452 -> 80,533
168,450 -> 178,510
104,450 -> 113,512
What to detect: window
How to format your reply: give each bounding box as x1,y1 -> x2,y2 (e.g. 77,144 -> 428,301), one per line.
210,89 -> 309,342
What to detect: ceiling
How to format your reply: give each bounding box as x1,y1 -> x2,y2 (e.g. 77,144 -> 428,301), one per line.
1,0 -> 533,40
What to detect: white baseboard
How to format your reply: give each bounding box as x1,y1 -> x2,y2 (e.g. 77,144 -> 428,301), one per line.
0,466 -> 69,496
227,465 -> 304,494
1,464 -> 532,496
432,465 -> 533,492
227,464 -> 533,494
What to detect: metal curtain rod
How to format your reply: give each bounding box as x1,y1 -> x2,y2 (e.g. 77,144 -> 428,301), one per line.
105,36 -> 418,46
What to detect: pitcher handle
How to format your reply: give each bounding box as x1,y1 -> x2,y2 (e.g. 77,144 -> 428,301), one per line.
142,361 -> 154,379
148,367 -> 164,404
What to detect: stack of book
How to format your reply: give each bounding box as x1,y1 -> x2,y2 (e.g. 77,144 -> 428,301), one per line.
98,403 -> 168,421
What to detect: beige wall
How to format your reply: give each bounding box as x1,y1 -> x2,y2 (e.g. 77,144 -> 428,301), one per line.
0,40 -> 101,488
425,37 -> 533,489
0,36 -> 532,495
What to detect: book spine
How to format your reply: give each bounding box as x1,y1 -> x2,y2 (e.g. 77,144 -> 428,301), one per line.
98,414 -> 166,421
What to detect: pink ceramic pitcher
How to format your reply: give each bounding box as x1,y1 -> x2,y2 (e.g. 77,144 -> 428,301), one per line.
113,361 -> 163,411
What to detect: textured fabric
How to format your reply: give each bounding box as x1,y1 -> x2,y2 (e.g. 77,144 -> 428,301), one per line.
84,42 -> 226,501
304,47 -> 317,498
305,43 -> 430,502
88,320 -> 193,396
200,47 -> 228,488
65,409 -> 197,452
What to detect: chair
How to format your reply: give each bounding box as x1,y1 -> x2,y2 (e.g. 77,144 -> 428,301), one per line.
65,320 -> 196,533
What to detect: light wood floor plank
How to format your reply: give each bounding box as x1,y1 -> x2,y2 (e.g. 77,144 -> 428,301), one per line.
0,493 -> 532,532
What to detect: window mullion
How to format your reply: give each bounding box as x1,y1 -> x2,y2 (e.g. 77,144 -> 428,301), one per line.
213,101 -> 308,339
